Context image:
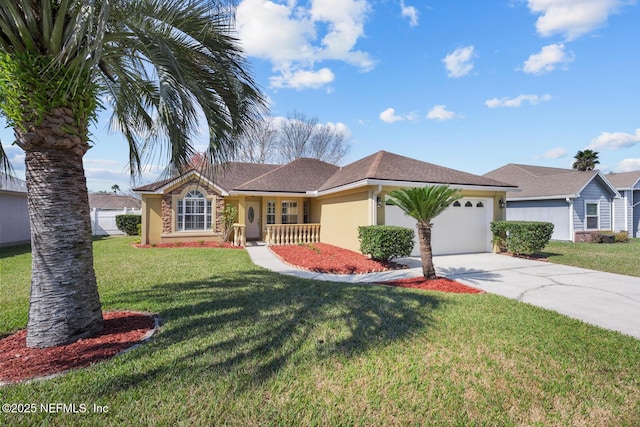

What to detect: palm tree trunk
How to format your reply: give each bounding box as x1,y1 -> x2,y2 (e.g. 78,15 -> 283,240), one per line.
19,112 -> 103,348
417,223 -> 437,280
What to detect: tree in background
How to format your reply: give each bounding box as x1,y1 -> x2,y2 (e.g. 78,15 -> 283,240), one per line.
572,149 -> 600,171
111,184 -> 121,194
0,0 -> 264,348
386,185 -> 462,280
233,111 -> 350,165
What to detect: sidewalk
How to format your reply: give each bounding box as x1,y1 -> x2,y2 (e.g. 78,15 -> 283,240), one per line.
245,243 -> 640,340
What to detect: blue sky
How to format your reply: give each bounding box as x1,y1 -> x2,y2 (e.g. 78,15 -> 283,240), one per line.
2,0 -> 640,192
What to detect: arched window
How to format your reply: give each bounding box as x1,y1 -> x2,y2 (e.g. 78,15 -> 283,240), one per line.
177,190 -> 212,231
476,202 -> 484,208
452,201 -> 461,207
465,201 -> 473,207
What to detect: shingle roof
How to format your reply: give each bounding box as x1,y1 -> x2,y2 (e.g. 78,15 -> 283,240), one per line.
88,193 -> 141,210
484,164 -> 615,199
604,171 -> 640,189
235,158 -> 339,193
133,162 -> 279,193
0,174 -> 27,193
134,151 -> 517,195
319,151 -> 516,191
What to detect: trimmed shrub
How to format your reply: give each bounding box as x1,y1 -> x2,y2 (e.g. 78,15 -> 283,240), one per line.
490,221 -> 554,255
358,225 -> 415,262
116,214 -> 142,236
615,231 -> 629,243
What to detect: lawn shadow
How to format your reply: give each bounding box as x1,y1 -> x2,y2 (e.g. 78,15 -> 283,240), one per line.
102,268 -> 444,395
0,243 -> 31,258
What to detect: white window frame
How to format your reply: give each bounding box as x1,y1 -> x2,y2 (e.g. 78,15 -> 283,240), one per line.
585,201 -> 599,230
281,201 -> 298,224
176,190 -> 213,231
266,200 -> 276,225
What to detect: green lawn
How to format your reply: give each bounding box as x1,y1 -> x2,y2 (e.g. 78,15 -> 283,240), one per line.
1,237 -> 639,426
543,238 -> 640,277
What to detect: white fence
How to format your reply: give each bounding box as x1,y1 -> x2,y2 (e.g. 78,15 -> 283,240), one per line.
91,208 -> 141,236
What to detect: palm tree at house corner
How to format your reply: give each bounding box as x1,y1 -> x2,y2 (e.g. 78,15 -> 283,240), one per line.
386,185 -> 462,280
572,149 -> 600,171
0,0 -> 265,348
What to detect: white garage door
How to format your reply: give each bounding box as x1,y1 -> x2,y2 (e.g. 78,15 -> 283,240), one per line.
385,198 -> 493,256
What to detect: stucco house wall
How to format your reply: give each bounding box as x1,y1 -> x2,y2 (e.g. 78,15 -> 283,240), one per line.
318,189 -> 371,252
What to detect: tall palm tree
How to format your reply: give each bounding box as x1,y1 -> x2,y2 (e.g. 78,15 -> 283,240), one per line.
572,149 -> 600,171
0,0 -> 265,348
386,185 -> 462,280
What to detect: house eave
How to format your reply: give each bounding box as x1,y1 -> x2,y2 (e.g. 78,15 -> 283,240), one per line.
317,179 -> 519,196
228,190 -> 309,198
507,194 -> 576,202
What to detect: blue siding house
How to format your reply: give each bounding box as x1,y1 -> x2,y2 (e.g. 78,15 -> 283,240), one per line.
607,172 -> 640,238
484,164 -> 619,241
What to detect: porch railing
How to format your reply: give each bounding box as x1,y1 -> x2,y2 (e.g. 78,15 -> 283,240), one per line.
232,224 -> 246,247
266,224 -> 320,245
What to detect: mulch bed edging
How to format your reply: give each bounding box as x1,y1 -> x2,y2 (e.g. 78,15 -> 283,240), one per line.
0,311 -> 160,387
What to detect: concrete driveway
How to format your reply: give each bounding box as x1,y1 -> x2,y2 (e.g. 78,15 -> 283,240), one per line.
428,253 -> 640,340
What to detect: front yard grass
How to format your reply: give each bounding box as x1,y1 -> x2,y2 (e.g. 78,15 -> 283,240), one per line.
1,236 -> 639,425
543,238 -> 640,277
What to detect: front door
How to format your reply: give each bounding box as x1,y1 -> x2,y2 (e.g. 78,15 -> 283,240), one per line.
246,201 -> 260,240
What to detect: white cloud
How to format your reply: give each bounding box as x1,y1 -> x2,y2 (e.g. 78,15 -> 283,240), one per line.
616,158 -> 640,172
542,147 -> 567,159
426,105 -> 457,121
379,108 -> 405,123
236,0 -> 374,90
485,94 -> 552,108
400,1 -> 419,27
588,128 -> 640,150
522,43 -> 574,75
442,46 -> 475,78
526,0 -> 630,41
270,67 -> 335,90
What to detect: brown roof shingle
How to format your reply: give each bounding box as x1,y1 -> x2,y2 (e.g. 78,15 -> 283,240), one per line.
319,151 -> 515,191
604,171 -> 640,189
484,164 -> 614,199
235,158 -> 339,193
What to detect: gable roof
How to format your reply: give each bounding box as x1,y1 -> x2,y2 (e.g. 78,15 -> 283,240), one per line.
134,150 -> 517,196
604,171 -> 640,190
318,151 -> 515,192
133,162 -> 279,193
88,193 -> 141,210
484,164 -> 619,200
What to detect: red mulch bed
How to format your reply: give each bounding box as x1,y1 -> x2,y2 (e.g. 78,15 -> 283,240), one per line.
270,243 -> 405,274
270,243 -> 482,294
0,311 -> 156,385
135,241 -> 242,249
381,277 -> 483,294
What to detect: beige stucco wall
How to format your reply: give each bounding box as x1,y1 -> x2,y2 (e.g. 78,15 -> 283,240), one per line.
141,195 -> 163,245
318,189 -> 372,252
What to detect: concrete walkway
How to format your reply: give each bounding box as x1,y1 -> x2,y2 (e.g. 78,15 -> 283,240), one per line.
246,244 -> 640,340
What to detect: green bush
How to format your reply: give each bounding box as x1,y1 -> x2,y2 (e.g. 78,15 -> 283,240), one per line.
615,231 -> 629,243
358,225 -> 415,262
490,221 -> 554,255
116,214 -> 142,236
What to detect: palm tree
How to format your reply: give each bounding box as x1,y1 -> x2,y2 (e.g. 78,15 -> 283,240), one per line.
0,0 -> 264,348
386,185 -> 462,280
572,149 -> 600,171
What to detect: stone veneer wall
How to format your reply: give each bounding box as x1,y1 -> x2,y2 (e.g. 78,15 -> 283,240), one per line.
161,181 -> 224,234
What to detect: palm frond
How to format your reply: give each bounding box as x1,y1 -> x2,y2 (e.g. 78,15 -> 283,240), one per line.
387,185 -> 463,224
99,0 -> 265,178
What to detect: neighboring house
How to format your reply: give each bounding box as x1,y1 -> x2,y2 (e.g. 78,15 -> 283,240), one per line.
484,164 -> 620,241
606,171 -> 640,238
0,174 -> 30,246
135,150 -> 516,256
88,192 -> 142,236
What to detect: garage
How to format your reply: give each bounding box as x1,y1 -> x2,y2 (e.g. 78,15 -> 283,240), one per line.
385,198 -> 493,256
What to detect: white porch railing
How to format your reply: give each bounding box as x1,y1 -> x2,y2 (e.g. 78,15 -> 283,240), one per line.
266,224 -> 320,245
232,224 -> 246,247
